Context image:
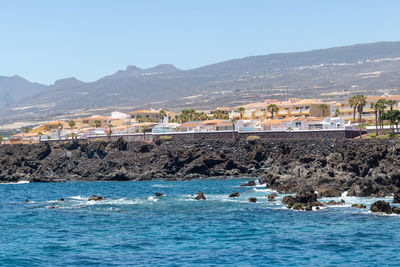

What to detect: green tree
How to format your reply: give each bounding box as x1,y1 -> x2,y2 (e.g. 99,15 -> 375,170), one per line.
334,108 -> 340,117
37,132 -> 43,142
159,110 -> 167,121
267,104 -> 279,119
68,120 -> 76,131
356,121 -> 365,141
0,135 -> 3,145
236,107 -> 245,120
57,123 -> 63,140
371,103 -> 379,136
386,100 -> 397,111
141,125 -> 148,140
355,95 -> 367,122
376,98 -> 387,132
318,104 -> 329,117
231,118 -> 236,140
382,110 -> 400,133
348,96 -> 357,121
107,123 -> 113,141
94,120 -> 102,128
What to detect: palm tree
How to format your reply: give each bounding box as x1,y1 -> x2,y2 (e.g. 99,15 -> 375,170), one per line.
387,100 -> 397,111
348,96 -> 357,122
94,120 -> 102,128
231,118 -> 236,140
136,115 -> 143,123
141,125 -> 148,141
382,110 -> 400,133
356,120 -> 365,141
68,120 -> 76,131
159,110 -> 167,121
0,135 -> 3,145
179,109 -> 190,123
386,100 -> 397,131
318,104 -> 329,117
37,132 -> 43,142
57,123 -> 63,140
107,123 -> 113,141
355,95 -> 367,122
334,108 -> 341,117
267,104 -> 279,119
236,107 -> 245,120
213,109 -> 222,119
371,103 -> 379,136
376,98 -> 387,132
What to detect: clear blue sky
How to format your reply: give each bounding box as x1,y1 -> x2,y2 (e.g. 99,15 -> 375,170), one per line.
1,0 -> 399,85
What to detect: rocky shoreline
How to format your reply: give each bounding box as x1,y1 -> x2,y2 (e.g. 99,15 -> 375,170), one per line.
1,138 -> 400,199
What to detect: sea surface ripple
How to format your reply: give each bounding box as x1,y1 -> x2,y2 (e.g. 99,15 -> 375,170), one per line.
1,179 -> 399,266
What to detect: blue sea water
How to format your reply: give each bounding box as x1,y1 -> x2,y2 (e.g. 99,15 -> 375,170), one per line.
1,179 -> 400,266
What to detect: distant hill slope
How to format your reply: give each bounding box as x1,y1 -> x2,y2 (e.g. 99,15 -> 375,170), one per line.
0,75 -> 46,108
2,41 -> 400,124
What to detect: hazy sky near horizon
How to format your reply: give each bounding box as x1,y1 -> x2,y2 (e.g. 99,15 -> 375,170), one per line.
1,0 -> 400,84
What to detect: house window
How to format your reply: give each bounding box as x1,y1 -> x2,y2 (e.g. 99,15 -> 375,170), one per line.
295,122 -> 301,127
146,115 -> 149,118
131,115 -> 135,118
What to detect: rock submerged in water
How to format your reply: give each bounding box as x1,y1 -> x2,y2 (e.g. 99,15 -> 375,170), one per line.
241,180 -> 256,187
88,195 -> 105,201
393,191 -> 400,203
267,192 -> 278,202
155,192 -> 164,197
370,200 -> 392,214
325,199 -> 345,205
195,191 -> 206,200
248,197 -> 257,203
392,207 -> 400,214
351,203 -> 366,209
229,192 -> 240,198
284,188 -> 324,211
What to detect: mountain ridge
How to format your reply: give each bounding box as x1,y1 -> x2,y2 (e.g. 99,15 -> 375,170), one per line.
2,41 -> 400,124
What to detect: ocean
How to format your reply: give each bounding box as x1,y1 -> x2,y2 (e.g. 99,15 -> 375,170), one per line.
1,178 -> 399,266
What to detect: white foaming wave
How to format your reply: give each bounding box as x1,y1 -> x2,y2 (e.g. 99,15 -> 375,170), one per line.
69,196 -> 85,200
151,184 -> 170,188
0,180 -> 30,185
147,196 -> 158,202
253,188 -> 270,193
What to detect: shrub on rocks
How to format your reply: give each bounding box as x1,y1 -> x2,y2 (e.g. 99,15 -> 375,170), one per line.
229,192 -> 240,197
159,136 -> 173,141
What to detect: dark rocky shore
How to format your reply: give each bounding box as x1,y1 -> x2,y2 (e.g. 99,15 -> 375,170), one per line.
1,138 -> 400,198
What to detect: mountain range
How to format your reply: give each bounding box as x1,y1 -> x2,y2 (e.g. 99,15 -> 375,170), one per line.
2,41 -> 400,125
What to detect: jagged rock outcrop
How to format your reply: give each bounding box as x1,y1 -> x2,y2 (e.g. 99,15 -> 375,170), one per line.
0,138 -> 400,200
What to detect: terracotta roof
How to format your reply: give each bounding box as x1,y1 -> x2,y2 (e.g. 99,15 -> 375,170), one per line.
88,116 -> 109,120
129,109 -> 159,114
262,118 -> 292,124
366,95 -> 400,102
45,121 -> 66,125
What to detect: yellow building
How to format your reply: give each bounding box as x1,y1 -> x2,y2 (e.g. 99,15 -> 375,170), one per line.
129,109 -> 161,123
229,98 -> 331,122
43,121 -> 68,131
337,94 -> 400,124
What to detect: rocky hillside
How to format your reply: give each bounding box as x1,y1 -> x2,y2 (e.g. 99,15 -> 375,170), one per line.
1,138 -> 400,198
2,41 -> 400,124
